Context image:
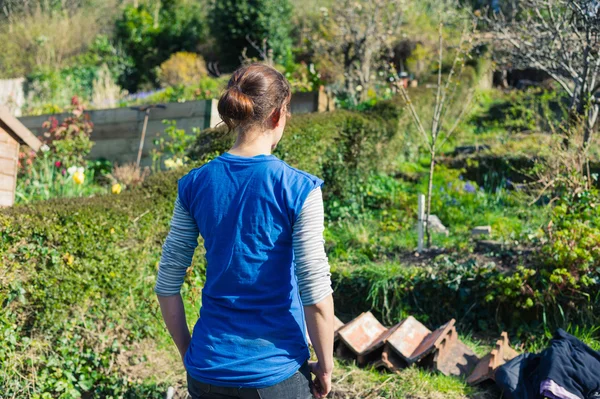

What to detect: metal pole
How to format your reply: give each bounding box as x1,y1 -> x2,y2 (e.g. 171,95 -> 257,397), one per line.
417,194 -> 425,253
136,109 -> 150,167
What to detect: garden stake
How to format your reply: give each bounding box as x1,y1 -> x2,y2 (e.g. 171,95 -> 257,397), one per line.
417,194 -> 425,253
131,104 -> 166,167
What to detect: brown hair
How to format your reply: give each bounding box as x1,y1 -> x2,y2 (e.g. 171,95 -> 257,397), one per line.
217,63 -> 291,132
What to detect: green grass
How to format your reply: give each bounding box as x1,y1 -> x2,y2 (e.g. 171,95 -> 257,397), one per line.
330,360 -> 491,399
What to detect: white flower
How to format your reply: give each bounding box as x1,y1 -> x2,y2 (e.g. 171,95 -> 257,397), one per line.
356,85 -> 363,92
164,159 -> 175,169
67,166 -> 77,176
40,144 -> 50,152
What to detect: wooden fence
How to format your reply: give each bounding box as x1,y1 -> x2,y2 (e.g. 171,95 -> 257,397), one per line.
18,90 -> 332,166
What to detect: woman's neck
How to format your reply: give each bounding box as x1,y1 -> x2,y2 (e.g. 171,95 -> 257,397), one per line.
228,129 -> 275,157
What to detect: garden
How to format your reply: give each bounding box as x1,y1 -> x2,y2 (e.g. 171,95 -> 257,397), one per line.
1,0 -> 600,398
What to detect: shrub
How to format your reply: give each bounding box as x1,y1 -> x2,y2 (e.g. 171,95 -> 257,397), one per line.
333,255 -> 599,336
115,0 -> 206,91
209,0 -> 293,70
108,163 -> 151,189
157,52 -> 208,87
39,99 -> 94,168
188,99 -> 403,218
1,170 -> 203,397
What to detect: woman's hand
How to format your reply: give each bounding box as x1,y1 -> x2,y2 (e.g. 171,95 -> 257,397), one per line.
309,361 -> 332,398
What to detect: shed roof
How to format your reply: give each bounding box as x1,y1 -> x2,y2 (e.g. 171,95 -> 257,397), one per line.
0,106 -> 42,151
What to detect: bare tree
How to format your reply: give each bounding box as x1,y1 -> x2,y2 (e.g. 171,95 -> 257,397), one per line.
480,0 -> 600,148
394,21 -> 476,248
311,0 -> 404,105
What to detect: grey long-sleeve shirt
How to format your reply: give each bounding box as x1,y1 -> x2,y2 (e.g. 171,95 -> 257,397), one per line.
155,187 -> 333,306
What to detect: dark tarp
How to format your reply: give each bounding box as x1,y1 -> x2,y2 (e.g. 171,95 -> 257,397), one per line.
496,329 -> 600,399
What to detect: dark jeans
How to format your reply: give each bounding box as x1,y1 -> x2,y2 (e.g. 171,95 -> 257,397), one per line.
187,362 -> 313,399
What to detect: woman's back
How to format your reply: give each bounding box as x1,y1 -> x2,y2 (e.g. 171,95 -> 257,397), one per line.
180,153 -> 322,387
156,63 -> 334,399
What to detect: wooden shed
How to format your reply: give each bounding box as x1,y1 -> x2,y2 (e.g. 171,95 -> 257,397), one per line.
0,105 -> 42,207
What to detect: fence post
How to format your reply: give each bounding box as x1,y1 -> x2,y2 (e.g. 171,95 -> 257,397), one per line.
417,194 -> 425,253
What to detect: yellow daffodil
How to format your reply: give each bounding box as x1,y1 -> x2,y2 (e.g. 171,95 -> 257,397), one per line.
64,253 -> 74,265
112,183 -> 122,194
73,170 -> 85,185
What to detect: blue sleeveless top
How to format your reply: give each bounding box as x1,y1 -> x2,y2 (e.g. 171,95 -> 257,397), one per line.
178,152 -> 323,388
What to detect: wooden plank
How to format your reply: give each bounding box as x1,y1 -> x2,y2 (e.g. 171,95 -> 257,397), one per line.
90,122 -> 140,140
0,106 -> 42,151
0,189 -> 14,207
0,173 -> 15,190
0,139 -> 19,153
0,129 -> 12,143
0,158 -> 17,175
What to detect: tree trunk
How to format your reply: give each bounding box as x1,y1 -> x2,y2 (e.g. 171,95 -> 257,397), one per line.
425,150 -> 436,248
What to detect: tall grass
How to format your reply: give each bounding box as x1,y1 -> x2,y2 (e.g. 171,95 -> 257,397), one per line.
0,1 -> 119,78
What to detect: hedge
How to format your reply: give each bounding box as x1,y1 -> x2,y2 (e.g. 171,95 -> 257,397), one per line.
187,100 -> 405,210
0,171 -> 191,397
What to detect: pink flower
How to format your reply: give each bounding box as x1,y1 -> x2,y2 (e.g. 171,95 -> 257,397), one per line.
55,161 -> 62,168
61,169 -> 66,176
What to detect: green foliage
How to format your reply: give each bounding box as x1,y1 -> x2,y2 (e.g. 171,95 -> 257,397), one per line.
24,67 -> 98,114
151,120 -> 197,171
15,152 -> 106,204
283,62 -> 324,93
115,0 -> 206,91
539,188 -> 600,290
209,0 -> 293,69
39,103 -> 94,168
333,254 -> 599,335
188,99 -> 403,218
73,34 -> 135,85
470,88 -> 570,134
1,170 -> 199,397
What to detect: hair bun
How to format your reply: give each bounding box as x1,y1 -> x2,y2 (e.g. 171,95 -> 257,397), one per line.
217,86 -> 254,131
217,63 -> 291,132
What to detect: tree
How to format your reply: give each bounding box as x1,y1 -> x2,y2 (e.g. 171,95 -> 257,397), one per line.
394,21 -> 476,248
209,0 -> 293,71
310,0 -> 403,105
480,0 -> 600,149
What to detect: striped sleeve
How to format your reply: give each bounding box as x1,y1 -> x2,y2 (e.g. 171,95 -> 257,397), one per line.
154,196 -> 200,296
292,187 -> 333,306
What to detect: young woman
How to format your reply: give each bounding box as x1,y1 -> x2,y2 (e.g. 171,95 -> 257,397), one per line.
155,63 -> 335,399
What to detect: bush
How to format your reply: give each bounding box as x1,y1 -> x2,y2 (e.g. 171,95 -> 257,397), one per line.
1,170 -> 204,397
188,99 -> 403,218
209,0 -> 293,70
157,52 -> 208,87
333,255 -> 599,336
115,0 -> 206,91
